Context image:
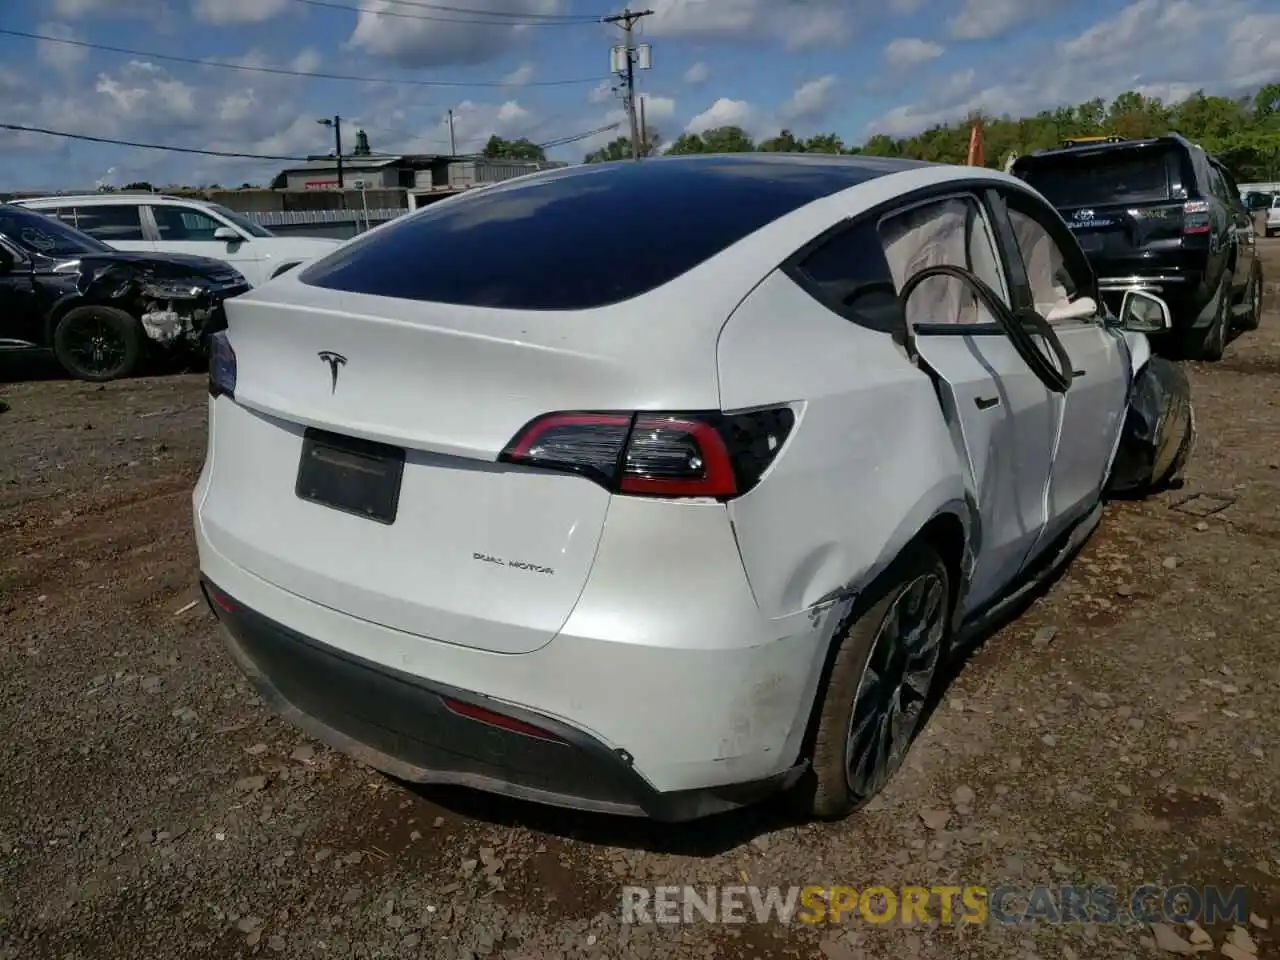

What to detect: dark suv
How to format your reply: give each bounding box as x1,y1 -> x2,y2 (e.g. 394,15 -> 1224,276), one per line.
0,203 -> 248,381
1012,134 -> 1261,361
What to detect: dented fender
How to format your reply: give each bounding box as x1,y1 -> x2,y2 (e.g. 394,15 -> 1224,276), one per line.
26,253 -> 248,351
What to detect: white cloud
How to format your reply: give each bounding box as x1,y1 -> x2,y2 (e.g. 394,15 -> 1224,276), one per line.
0,54 -> 334,188
502,62 -> 536,86
576,94 -> 677,153
872,0 -> 1279,138
51,0 -> 158,17
646,0 -> 851,51
399,99 -> 534,156
686,97 -> 759,135
884,37 -> 945,68
889,0 -> 924,11
191,0 -> 292,24
588,80 -> 614,104
348,0 -> 564,68
1228,12 -> 1280,89
779,75 -> 838,123
35,22 -> 86,72
683,61 -> 710,85
947,0 -> 1065,40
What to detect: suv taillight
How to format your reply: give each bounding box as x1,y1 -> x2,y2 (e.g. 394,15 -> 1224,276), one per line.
499,407 -> 796,500
1182,200 -> 1210,235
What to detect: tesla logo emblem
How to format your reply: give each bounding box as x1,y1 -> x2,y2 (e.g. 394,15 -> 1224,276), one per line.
317,351 -> 346,393
1074,208 -> 1095,220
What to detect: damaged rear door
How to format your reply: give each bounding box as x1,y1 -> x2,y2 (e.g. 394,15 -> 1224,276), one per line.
877,192 -> 1062,613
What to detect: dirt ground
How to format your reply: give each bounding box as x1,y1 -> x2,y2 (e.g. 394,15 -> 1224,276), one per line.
2,247 -> 1279,960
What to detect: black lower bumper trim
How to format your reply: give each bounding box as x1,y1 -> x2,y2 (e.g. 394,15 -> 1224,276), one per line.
201,577 -> 802,822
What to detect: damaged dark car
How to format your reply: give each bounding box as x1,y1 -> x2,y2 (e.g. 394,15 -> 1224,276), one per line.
0,203 -> 249,381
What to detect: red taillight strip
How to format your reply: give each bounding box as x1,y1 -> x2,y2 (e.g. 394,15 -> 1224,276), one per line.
620,416 -> 737,497
440,697 -> 565,743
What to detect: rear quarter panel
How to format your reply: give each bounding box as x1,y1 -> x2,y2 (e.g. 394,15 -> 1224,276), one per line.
716,269 -> 971,622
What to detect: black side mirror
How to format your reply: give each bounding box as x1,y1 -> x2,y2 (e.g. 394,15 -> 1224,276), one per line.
0,248 -> 14,274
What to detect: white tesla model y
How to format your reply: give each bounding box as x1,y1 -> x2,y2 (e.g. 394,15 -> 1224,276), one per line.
194,154 -> 1188,821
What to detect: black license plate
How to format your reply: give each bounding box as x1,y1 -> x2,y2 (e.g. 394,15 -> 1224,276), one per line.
296,428 -> 406,525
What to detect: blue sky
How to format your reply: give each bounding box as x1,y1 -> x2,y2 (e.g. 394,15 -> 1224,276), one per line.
1,0 -> 1276,189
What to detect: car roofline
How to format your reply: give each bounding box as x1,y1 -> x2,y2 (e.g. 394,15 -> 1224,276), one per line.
15,194 -> 192,206
1015,133 -> 1196,162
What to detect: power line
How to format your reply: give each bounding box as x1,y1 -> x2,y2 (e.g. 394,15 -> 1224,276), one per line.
0,123 -> 310,161
288,0 -> 601,26
0,120 -> 622,160
348,0 -> 601,20
0,28 -> 606,88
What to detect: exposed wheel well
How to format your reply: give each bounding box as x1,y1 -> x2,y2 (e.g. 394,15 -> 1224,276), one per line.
794,511 -> 967,767
917,511 -> 966,615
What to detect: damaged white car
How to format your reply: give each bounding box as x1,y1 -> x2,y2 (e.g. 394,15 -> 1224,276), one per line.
195,155 -> 1193,822
0,203 -> 249,381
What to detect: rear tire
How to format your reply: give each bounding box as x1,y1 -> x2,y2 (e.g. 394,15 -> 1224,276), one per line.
1238,261 -> 1262,332
1178,277 -> 1229,362
804,542 -> 951,820
52,305 -> 145,382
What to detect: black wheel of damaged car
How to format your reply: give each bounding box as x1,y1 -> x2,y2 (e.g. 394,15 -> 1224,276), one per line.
52,306 -> 144,382
802,541 -> 950,820
1238,260 -> 1262,333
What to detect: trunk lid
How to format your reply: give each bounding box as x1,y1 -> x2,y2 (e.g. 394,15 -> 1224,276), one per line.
203,276 -> 723,655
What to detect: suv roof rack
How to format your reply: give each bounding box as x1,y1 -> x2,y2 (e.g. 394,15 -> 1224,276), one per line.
1059,136 -> 1127,147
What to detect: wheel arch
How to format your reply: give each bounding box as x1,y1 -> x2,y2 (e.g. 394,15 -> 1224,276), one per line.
42,293 -> 95,346
793,502 -> 972,767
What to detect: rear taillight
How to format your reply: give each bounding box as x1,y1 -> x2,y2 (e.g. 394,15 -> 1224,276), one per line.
499,407 -> 796,500
209,330 -> 236,399
1182,200 -> 1210,235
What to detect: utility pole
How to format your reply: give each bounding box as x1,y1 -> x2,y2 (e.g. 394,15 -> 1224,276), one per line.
447,109 -> 456,156
603,7 -> 652,160
639,95 -> 647,157
317,115 -> 344,188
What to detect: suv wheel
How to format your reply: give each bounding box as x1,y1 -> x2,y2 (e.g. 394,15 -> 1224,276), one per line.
1238,261 -> 1262,332
1180,278 -> 1230,362
803,541 -> 950,820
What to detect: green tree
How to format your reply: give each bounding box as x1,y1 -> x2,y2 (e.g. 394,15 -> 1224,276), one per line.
757,129 -> 806,152
583,127 -> 662,162
482,135 -> 546,162
805,133 -> 845,154
666,132 -> 707,155
699,125 -> 756,152
584,136 -> 633,163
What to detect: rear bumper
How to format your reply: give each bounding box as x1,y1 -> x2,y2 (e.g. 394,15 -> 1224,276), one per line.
204,577 -> 805,821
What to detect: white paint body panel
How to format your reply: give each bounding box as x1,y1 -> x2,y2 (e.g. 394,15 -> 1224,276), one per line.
716,270 -> 970,619
193,161 -> 1147,799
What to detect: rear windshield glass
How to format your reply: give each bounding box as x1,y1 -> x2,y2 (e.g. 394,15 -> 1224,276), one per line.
1018,150 -> 1174,207
299,155 -> 909,310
